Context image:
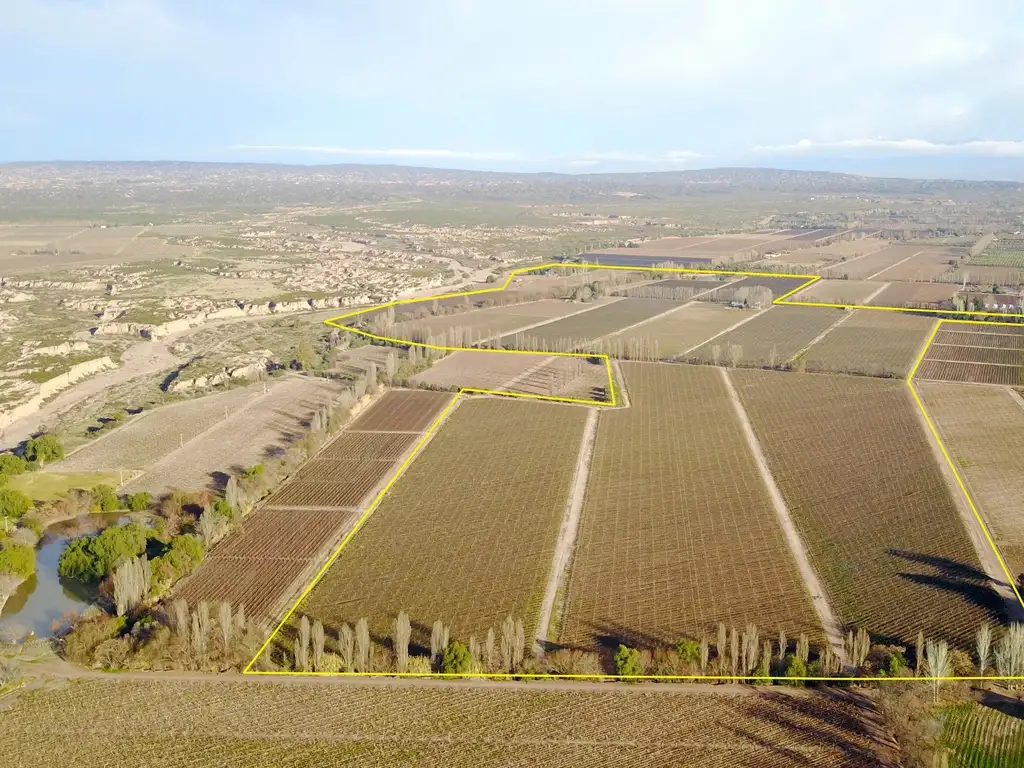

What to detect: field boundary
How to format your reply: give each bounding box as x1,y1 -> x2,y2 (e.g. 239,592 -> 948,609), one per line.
244,262 -> 1024,681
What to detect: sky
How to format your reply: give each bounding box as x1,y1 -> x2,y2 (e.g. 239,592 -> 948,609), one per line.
2,0 -> 1024,179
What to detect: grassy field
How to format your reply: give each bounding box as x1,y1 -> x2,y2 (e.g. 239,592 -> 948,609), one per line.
969,250 -> 1024,268
688,306 -> 847,367
7,470 -> 121,501
0,677 -> 892,767
942,702 -> 1024,767
729,369 -> 1002,647
917,383 -> 1024,548
293,397 -> 587,652
558,363 -> 821,652
803,311 -> 936,377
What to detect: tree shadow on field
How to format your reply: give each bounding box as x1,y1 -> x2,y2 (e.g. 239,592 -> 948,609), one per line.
726,688 -> 897,768
889,549 -> 1008,622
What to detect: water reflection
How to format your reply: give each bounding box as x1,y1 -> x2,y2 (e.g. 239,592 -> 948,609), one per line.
0,512 -> 125,639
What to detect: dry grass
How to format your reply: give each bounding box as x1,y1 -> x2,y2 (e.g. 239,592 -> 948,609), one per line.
730,369 -> 1003,647
0,678 -> 892,767
559,363 -> 821,651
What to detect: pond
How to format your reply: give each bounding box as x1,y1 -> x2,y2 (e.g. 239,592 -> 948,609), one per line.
0,512 -> 126,639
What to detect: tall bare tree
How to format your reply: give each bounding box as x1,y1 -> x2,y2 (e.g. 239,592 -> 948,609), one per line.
925,639 -> 952,702
501,616 -> 516,672
340,623 -> 354,672
485,628 -> 496,673
976,622 -> 992,677
394,611 -> 411,673
355,618 -> 371,673
312,620 -> 325,672
219,601 -> 232,649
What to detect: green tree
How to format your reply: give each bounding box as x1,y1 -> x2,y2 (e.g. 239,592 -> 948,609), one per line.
0,454 -> 28,480
126,491 -> 152,512
24,434 -> 64,466
0,488 -> 32,520
441,641 -> 473,674
91,485 -> 119,512
0,542 -> 35,578
614,644 -> 644,677
57,522 -> 149,582
150,534 -> 205,591
297,339 -> 318,370
242,464 -> 264,479
783,654 -> 807,686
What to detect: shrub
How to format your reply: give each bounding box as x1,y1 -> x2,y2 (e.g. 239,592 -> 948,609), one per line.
0,454 -> 28,479
126,491 -> 152,512
210,497 -> 235,521
441,641 -> 473,675
0,542 -> 35,578
24,434 -> 64,466
63,614 -> 126,665
91,485 -> 119,512
674,637 -> 701,665
614,644 -> 644,677
242,464 -> 264,479
406,656 -> 432,674
0,489 -> 32,519
783,654 -> 807,686
150,534 -> 205,592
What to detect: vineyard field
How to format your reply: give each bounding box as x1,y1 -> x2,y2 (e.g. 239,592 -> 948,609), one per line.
558,363 -> 821,652
0,678 -> 893,767
917,382 -> 1024,546
347,390 -> 453,431
294,397 -> 588,649
510,298 -> 678,348
598,302 -> 743,357
790,279 -> 880,305
942,702 -> 1024,767
730,369 -> 1002,646
803,311 -> 935,377
688,306 -> 846,367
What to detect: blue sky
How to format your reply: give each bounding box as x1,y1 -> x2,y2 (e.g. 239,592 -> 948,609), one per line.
2,0 -> 1024,177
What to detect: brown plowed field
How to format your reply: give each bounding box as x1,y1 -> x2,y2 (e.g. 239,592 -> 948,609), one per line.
211,508 -> 352,561
934,329 -> 1024,349
264,462 -> 390,508
730,369 -> 1002,647
177,558 -> 311,620
318,431 -> 417,461
348,390 -> 452,431
294,398 -> 587,650
790,279 -> 880,305
915,360 -> 1021,386
559,363 -> 821,651
926,343 -> 1021,366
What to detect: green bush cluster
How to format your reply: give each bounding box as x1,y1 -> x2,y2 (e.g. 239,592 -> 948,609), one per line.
0,541 -> 35,578
150,534 -> 205,594
58,522 -> 149,582
0,488 -> 32,519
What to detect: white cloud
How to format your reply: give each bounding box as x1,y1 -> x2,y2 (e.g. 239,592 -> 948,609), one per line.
567,159 -> 600,167
751,138 -> 1024,157
570,151 -> 705,164
230,145 -> 520,161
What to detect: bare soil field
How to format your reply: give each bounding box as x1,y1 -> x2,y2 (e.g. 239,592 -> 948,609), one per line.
750,250 -> 829,267
57,385 -> 269,473
730,369 -> 1003,646
0,678 -> 893,767
876,252 -> 956,282
791,279 -> 882,305
803,311 -> 935,377
294,398 -> 588,650
688,306 -> 847,367
803,239 -> 888,259
916,360 -> 1022,386
918,382 -> 1024,547
60,225 -> 148,252
410,350 -> 554,391
347,390 -> 452,432
510,299 -> 679,349
559,363 -> 821,652
118,376 -> 347,495
868,282 -> 959,306
599,302 -> 744,358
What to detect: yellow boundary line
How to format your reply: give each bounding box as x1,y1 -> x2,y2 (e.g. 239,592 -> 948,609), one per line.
244,262 -> 1024,681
